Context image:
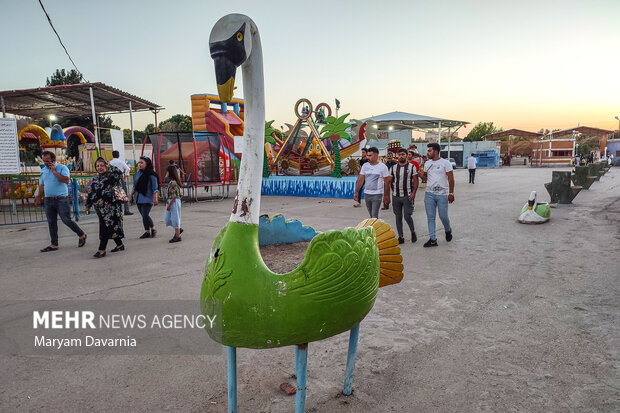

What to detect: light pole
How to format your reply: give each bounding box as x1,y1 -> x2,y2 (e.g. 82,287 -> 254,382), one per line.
48,114 -> 57,127
615,115 -> 619,131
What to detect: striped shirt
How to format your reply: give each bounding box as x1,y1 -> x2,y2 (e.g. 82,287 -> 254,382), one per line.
389,163 -> 417,197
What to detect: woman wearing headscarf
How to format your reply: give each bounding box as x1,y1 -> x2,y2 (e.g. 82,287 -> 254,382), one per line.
85,158 -> 126,258
164,164 -> 183,243
130,156 -> 159,239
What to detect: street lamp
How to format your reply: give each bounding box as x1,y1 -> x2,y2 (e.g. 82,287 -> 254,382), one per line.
615,115 -> 619,131
48,114 -> 57,127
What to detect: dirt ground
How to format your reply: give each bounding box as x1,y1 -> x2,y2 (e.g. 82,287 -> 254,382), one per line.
0,166 -> 618,412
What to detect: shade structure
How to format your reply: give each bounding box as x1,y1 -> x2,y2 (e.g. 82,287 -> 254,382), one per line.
0,82 -> 162,119
359,111 -> 469,131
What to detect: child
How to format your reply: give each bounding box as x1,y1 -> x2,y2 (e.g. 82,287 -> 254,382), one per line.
164,165 -> 183,243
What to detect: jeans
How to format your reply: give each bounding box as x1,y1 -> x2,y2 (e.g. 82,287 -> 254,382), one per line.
365,193 -> 383,219
468,168 -> 476,183
121,180 -> 131,213
137,203 -> 154,230
44,197 -> 84,246
392,195 -> 415,237
424,191 -> 451,241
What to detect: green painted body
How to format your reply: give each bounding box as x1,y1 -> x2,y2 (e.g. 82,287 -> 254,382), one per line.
201,221 -> 380,349
519,203 -> 550,218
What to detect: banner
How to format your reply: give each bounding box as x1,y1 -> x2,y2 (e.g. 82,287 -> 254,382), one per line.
110,129 -> 125,162
0,118 -> 20,175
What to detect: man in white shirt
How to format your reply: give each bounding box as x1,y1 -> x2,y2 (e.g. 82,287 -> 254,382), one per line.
386,148 -> 418,243
109,150 -> 134,215
354,147 -> 390,218
422,143 -> 455,247
467,153 -> 478,184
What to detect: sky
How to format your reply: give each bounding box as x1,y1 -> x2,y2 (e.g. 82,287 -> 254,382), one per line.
2,0 -> 619,135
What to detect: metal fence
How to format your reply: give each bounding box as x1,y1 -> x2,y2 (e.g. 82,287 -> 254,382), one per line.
0,176 -> 89,226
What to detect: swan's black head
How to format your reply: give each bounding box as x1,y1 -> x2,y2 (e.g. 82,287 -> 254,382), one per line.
210,15 -> 251,102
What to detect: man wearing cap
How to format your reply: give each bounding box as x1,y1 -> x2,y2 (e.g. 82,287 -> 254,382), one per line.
386,148 -> 418,243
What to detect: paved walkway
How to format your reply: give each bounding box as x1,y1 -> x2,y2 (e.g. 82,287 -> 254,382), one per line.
1,167 -> 618,412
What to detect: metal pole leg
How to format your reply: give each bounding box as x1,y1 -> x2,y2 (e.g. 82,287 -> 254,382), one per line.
295,343 -> 308,413
227,346 -> 237,413
343,323 -> 360,396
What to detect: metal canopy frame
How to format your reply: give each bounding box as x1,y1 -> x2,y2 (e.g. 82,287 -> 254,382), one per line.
0,82 -> 162,118
0,82 -> 163,159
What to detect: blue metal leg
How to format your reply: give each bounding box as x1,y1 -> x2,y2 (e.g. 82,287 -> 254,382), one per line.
227,346 -> 237,413
295,343 -> 308,413
343,323 -> 360,396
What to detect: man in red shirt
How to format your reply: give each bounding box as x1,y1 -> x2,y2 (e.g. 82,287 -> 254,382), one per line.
407,150 -> 420,173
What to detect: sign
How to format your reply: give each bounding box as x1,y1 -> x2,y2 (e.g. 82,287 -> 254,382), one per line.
110,129 -> 125,162
0,118 -> 20,175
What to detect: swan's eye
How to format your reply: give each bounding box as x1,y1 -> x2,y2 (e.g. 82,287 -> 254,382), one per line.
213,248 -> 220,263
236,32 -> 243,42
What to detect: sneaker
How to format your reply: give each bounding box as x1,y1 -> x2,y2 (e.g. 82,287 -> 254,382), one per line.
150,229 -> 157,238
398,237 -> 405,244
139,232 -> 151,239
169,237 -> 182,243
125,212 -> 134,216
423,239 -> 438,248
445,230 -> 453,242
353,203 -> 361,208
78,234 -> 87,247
411,232 -> 417,243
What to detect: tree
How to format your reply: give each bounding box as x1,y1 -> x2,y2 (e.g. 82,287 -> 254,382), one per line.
123,129 -> 146,144
157,114 -> 193,132
320,114 -> 352,178
46,69 -> 83,86
144,124 -> 155,134
464,122 -> 502,142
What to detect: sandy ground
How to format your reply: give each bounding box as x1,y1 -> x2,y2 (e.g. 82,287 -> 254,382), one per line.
0,166 -> 618,412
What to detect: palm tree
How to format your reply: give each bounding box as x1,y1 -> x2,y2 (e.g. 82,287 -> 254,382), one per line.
320,114 -> 351,178
263,120 -> 277,177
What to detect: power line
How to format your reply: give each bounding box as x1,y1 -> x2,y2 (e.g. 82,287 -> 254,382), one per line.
37,0 -> 88,82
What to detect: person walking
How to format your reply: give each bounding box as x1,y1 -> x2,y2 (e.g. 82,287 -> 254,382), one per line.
164,165 -> 183,243
386,148 -> 418,243
85,158 -> 126,258
354,147 -> 390,219
35,151 -> 87,252
354,148 -> 369,207
467,153 -> 477,184
422,143 -> 455,247
382,152 -> 397,210
109,150 -> 134,215
130,156 -> 159,239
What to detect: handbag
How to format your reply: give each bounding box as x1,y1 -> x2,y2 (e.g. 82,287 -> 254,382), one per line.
112,185 -> 128,203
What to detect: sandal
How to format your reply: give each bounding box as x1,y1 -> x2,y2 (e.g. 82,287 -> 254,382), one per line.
40,246 -> 59,252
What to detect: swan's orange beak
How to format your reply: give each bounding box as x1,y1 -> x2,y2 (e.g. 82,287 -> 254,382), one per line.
217,77 -> 235,103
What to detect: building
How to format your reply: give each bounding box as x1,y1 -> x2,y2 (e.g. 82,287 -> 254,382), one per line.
531,138 -> 575,167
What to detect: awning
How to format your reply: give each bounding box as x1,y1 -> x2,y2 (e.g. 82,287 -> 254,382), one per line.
359,111 -> 469,131
0,82 -> 163,119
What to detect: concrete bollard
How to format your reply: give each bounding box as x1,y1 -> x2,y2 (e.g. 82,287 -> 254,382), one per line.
545,171 -> 582,204
588,163 -> 602,181
572,166 -> 596,189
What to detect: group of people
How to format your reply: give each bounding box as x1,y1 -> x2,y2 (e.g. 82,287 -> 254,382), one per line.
36,150 -> 184,258
354,143 -> 454,248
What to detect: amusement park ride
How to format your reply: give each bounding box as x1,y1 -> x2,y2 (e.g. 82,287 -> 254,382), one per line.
267,99 -> 366,176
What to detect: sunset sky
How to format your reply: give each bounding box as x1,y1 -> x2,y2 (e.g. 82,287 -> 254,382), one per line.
2,0 -> 619,134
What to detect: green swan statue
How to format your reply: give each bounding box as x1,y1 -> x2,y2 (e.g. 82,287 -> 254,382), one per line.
200,14 -> 404,412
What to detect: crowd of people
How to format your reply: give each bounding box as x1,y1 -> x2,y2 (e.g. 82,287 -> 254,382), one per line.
354,143 -> 455,248
36,151 -> 183,258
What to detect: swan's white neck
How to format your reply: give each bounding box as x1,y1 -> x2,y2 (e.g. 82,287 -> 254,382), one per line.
230,23 -> 264,225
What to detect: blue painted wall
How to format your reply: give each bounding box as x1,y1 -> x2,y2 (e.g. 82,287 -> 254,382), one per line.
262,176 -> 361,199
